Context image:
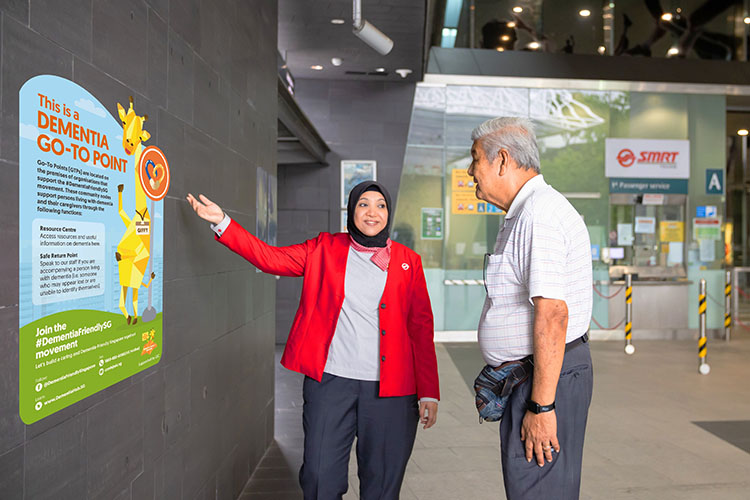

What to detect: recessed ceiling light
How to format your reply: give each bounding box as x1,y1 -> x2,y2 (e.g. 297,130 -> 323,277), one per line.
739,129 -> 749,136
512,6 -> 522,13
528,41 -> 540,49
745,17 -> 750,24
331,19 -> 345,25
661,13 -> 673,21
311,65 -> 323,70
331,57 -> 343,66
501,35 -> 510,41
667,47 -> 679,56
375,67 -> 386,72
579,9 -> 591,17
496,47 -> 505,52
507,21 -> 516,28
597,45 -> 606,54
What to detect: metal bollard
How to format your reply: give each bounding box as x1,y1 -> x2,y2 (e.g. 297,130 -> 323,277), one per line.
698,279 -> 710,375
725,270 -> 732,342
624,274 -> 635,355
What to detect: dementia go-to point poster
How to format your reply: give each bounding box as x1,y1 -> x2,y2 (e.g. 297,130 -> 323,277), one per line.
18,75 -> 171,424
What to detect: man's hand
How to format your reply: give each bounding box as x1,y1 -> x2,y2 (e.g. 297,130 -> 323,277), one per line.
186,193 -> 225,225
419,401 -> 438,429
521,410 -> 559,466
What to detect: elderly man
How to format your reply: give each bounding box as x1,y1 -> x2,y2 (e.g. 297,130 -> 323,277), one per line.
468,117 -> 593,499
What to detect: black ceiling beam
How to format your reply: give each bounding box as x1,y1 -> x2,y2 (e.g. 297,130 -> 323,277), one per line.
277,77 -> 330,166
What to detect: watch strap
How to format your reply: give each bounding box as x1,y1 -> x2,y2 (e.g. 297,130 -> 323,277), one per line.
527,399 -> 555,414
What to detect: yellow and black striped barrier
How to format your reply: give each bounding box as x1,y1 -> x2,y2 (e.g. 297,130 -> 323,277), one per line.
624,274 -> 635,355
725,270 -> 732,342
698,279 -> 710,375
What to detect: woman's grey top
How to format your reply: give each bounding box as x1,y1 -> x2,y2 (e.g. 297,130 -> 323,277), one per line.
324,246 -> 388,381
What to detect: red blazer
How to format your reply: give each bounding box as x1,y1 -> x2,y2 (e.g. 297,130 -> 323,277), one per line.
216,220 -> 440,400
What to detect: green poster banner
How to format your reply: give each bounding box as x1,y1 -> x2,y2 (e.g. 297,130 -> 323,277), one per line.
19,75 -> 171,424
421,208 -> 444,240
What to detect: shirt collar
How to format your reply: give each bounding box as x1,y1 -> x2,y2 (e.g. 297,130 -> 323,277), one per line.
504,174 -> 545,219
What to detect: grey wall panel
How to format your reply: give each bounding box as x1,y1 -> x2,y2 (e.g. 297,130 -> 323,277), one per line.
0,161 -> 19,308
85,383 -> 144,499
92,0 -> 149,96
30,0 -> 92,59
0,306 -> 23,453
0,444 -> 23,500
147,9 -> 169,105
25,414 -> 87,499
1,1 -> 278,498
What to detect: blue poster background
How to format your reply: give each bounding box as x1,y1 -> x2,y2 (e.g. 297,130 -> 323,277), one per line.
19,75 -> 164,325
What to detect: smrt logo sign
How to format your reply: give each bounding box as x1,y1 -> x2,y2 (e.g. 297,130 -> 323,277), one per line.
617,149 -> 635,167
616,149 -> 678,168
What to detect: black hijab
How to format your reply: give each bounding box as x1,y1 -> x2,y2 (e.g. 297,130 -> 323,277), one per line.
347,181 -> 392,248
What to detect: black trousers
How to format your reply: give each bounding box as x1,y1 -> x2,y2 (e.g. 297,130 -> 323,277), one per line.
500,342 -> 594,500
299,373 -> 419,500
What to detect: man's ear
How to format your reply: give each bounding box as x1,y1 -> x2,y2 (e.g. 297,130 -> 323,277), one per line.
495,149 -> 509,176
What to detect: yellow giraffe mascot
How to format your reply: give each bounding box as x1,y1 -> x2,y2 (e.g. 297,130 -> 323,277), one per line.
115,96 -> 155,325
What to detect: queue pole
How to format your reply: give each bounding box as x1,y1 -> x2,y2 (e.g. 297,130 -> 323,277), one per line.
624,274 -> 635,355
698,279 -> 710,375
725,270 -> 732,342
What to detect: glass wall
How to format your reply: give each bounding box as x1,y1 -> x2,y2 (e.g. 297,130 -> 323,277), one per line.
393,82 -> 727,332
435,0 -> 749,60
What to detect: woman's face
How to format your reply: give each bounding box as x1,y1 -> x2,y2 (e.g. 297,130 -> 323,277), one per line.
353,190 -> 388,236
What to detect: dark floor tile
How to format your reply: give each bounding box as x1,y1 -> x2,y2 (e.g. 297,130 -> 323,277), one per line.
693,420 -> 750,454
443,342 -> 485,393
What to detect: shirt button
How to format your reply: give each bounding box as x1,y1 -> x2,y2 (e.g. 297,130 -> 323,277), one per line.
381,355 -> 386,362
380,303 -> 386,309
381,329 -> 386,336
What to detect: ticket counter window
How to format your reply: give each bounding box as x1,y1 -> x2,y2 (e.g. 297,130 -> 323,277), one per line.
608,193 -> 687,279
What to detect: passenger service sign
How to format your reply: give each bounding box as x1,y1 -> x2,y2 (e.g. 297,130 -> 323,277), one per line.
605,138 -> 690,179
18,75 -> 170,424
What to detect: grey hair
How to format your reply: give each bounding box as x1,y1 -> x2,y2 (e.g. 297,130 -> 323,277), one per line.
471,117 -> 541,173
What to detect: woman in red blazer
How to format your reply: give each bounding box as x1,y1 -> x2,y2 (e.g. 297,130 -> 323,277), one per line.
187,181 -> 439,500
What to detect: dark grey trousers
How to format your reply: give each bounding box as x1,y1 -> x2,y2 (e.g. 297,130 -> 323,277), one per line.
299,373 -> 419,500
500,342 -> 594,500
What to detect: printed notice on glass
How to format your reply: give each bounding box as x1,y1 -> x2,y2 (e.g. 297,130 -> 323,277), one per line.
617,223 -> 634,246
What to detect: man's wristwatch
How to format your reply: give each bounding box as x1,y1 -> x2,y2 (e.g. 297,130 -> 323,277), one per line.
526,400 -> 555,414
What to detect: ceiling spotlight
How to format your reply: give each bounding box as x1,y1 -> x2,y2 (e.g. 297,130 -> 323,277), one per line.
331,57 -> 343,66
311,65 -> 323,70
496,47 -> 505,52
375,67 -> 385,72
528,41 -> 540,50
579,9 -> 591,17
395,68 -> 412,78
745,17 -> 750,24
597,45 -> 606,54
739,129 -> 749,136
507,21 -> 516,28
353,0 -> 394,55
331,18 -> 345,25
661,13 -> 673,21
667,47 -> 679,56
501,35 -> 510,41
513,6 -> 523,13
